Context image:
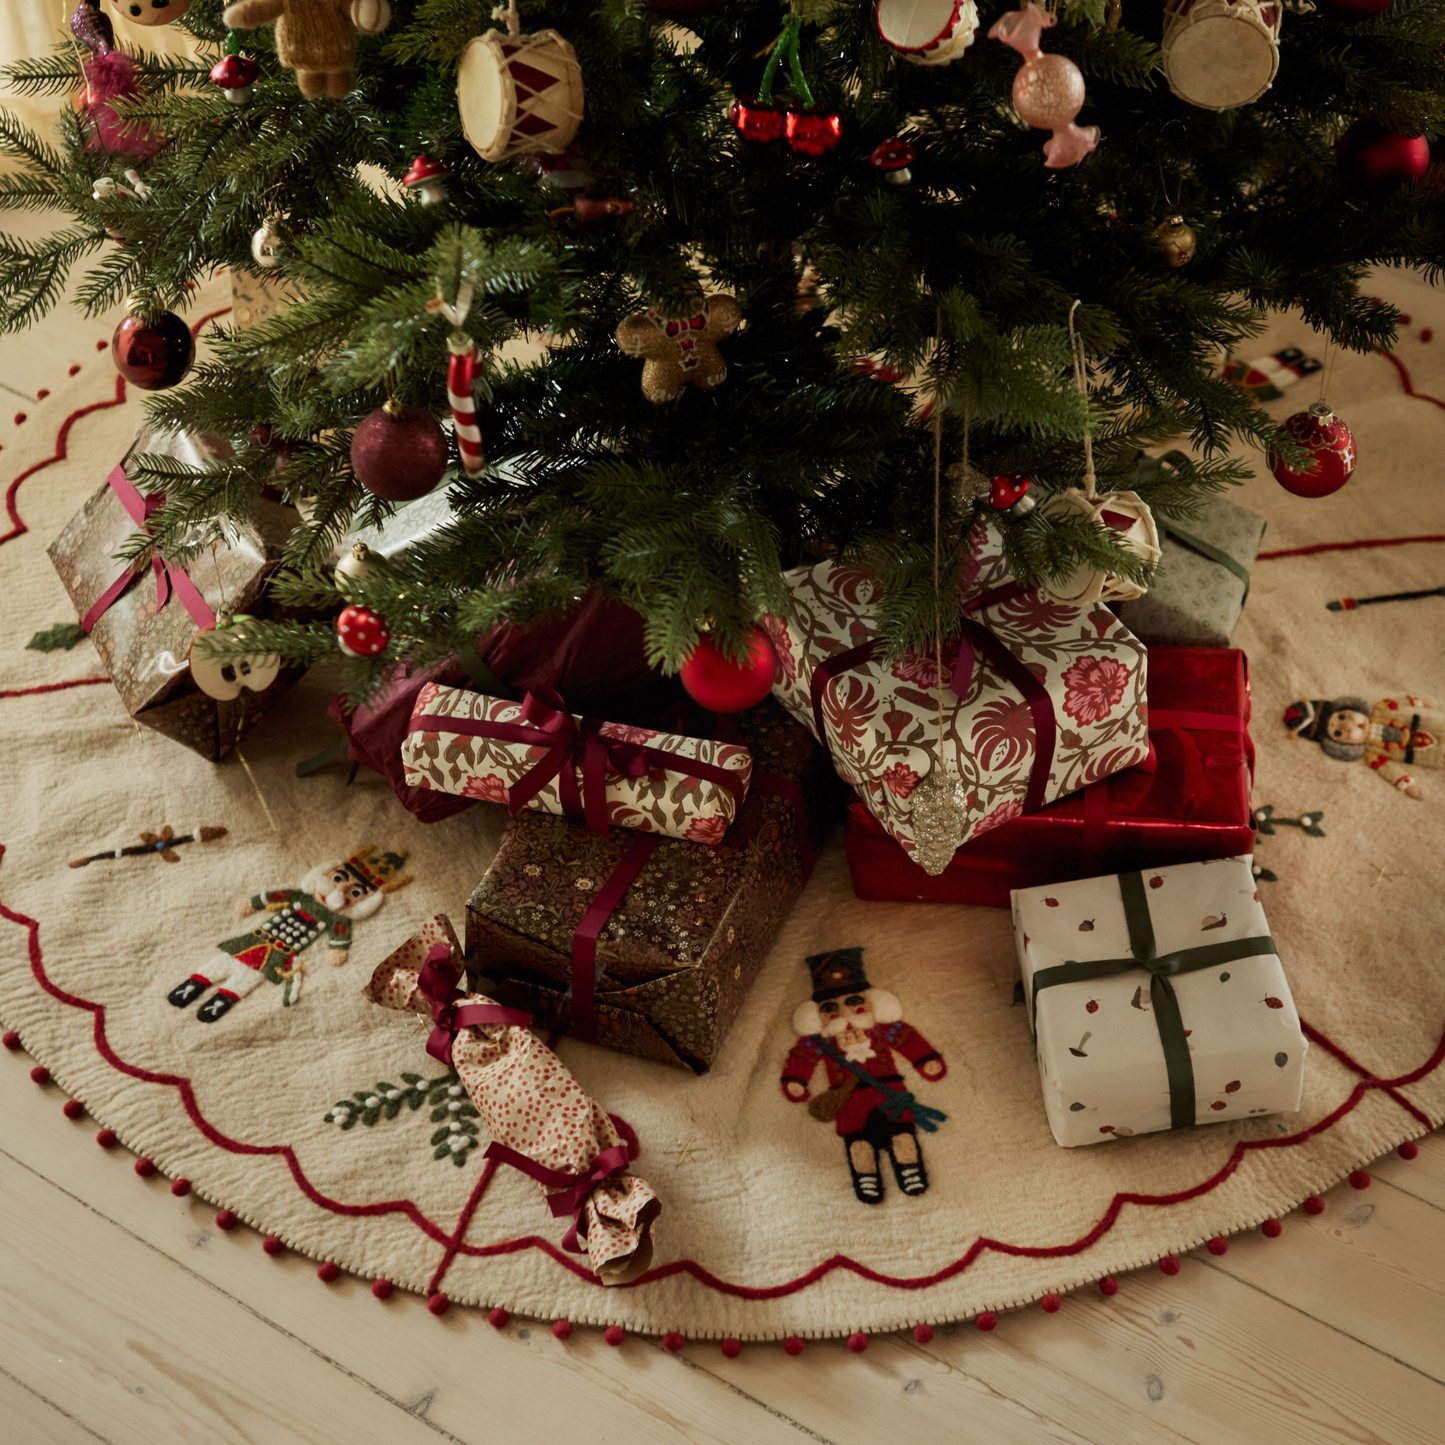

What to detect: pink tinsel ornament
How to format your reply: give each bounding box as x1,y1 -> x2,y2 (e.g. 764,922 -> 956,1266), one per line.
989,3 -> 1097,169
70,2 -> 162,157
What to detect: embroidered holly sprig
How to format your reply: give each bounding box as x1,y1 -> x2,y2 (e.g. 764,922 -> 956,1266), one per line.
323,1070 -> 482,1167
1255,804 -> 1325,837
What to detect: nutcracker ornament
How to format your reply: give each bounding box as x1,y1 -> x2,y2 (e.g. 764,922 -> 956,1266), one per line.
988,3 -> 1098,169
164,846 -> 412,1019
730,11 -> 842,156
780,949 -> 948,1205
221,0 -> 393,100
1268,402 -> 1356,497
1285,694 -> 1438,800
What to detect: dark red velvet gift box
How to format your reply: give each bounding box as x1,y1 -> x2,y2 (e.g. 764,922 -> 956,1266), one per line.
846,647 -> 1255,906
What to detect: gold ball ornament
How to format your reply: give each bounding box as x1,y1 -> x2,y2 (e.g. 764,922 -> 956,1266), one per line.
335,540 -> 381,589
1153,215 -> 1196,267
1035,489 -> 1161,604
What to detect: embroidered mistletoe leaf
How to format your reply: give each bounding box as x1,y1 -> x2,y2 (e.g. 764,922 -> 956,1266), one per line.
26,621 -> 87,652
457,1103 -> 479,1118
361,1107 -> 382,1126
451,1150 -> 469,1167
400,1072 -> 422,1084
406,1093 -> 425,1110
376,1081 -> 397,1093
434,1143 -> 452,1159
384,1100 -> 402,1119
430,1105 -> 449,1122
1255,866 -> 1278,882
352,1091 -> 371,1104
431,1126 -> 454,1145
339,1116 -> 358,1130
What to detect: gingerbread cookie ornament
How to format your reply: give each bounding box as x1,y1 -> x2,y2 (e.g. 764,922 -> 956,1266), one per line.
615,294 -> 742,403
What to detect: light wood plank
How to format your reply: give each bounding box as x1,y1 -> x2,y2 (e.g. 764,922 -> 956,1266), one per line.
0,1361 -> 118,1445
1372,1131 -> 1445,1212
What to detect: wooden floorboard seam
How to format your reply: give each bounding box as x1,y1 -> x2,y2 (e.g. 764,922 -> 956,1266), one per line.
1196,1257 -> 1445,1389
1371,1177 -> 1445,1217
657,1350 -> 843,1445
0,1359 -> 119,1445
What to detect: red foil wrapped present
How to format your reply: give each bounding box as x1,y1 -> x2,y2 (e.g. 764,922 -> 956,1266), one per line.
846,647 -> 1254,906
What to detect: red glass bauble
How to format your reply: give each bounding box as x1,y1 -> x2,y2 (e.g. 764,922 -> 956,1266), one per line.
785,108 -> 843,156
1316,0 -> 1394,18
730,97 -> 785,144
679,626 -> 777,713
111,311 -> 195,391
350,401 -> 449,501
1268,403 -> 1356,497
1337,120 -> 1429,197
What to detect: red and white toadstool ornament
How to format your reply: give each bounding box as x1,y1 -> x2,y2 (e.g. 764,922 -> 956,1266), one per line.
989,471 -> 1036,517
870,138 -> 916,184
210,51 -> 260,105
1268,402 -> 1356,497
337,605 -> 390,658
402,155 -> 449,206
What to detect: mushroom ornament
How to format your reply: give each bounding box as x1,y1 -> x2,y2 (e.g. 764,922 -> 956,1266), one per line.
210,50 -> 261,105
870,138 -> 916,184
403,155 -> 449,206
989,471 -> 1036,518
337,605 -> 390,658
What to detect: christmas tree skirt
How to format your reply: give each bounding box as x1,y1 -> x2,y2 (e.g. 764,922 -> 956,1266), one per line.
1,279 -> 1443,1342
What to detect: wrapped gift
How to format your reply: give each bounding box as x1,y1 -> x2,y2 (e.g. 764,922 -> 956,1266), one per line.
1012,856 -> 1307,1148
364,915 -> 660,1282
230,264 -> 301,330
847,647 -> 1256,905
401,682 -> 752,841
48,427 -> 303,759
769,531 -> 1151,862
1116,483 -> 1266,648
466,701 -> 839,1072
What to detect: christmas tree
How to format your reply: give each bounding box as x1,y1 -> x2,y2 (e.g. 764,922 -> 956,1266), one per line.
2,0 -> 1441,698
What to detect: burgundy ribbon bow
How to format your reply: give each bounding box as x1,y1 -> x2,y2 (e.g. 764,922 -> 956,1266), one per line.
415,942 -> 531,1065
80,465 -> 217,636
412,686 -> 746,835
481,1140 -> 633,1254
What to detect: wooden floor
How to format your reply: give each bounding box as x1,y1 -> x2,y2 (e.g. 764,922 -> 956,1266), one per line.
2,222 -> 1443,1445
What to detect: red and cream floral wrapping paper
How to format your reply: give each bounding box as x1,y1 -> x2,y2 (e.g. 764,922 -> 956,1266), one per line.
767,531 -> 1152,859
363,916 -> 660,1282
1012,857 -> 1308,1148
400,683 -> 753,842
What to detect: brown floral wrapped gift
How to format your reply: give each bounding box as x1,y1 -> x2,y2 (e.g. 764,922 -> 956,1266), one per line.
48,426 -> 303,759
365,915 -> 660,1283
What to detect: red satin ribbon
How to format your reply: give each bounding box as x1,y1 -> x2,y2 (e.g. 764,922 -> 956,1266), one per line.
80,465 -> 217,635
415,942 -> 532,1064
946,581 -> 1030,701
481,1140 -> 632,1254
411,686 -> 746,836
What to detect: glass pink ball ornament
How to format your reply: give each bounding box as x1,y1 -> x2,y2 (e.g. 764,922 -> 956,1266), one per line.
989,3 -> 1098,169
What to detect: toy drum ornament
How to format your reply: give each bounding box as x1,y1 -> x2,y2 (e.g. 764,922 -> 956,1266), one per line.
1035,489 -> 1161,604
876,0 -> 980,65
457,26 -> 584,164
1162,0 -> 1280,112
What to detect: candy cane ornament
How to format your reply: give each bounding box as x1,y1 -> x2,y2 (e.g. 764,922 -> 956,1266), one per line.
427,280 -> 487,477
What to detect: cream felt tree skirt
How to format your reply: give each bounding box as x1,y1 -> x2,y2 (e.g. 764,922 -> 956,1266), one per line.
0,278 -> 1441,1342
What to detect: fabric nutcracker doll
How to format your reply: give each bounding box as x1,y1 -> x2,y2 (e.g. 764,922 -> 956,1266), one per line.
780,948 -> 947,1205
166,846 -> 412,1021
1285,695 -> 1438,800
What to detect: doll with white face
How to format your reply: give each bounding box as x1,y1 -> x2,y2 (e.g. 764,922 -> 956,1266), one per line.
111,0 -> 193,25
1285,694 -> 1439,800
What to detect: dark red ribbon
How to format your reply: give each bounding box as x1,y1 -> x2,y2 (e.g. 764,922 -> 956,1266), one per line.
946,581 -> 1030,702
80,465 -> 217,635
415,942 -> 532,1064
411,686 -> 746,836
481,1140 -> 632,1254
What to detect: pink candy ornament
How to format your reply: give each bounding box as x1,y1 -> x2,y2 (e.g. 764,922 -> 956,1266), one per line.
988,4 -> 1098,169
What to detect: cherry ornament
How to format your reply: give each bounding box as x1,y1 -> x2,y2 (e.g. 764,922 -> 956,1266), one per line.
112,310 -> 195,391
350,398 -> 449,501
1337,120 -> 1429,198
337,605 -> 391,658
786,107 -> 843,157
679,626 -> 777,713
990,4 -> 1098,169
870,138 -> 916,184
730,97 -> 786,144
402,155 -> 449,206
1268,402 -> 1356,498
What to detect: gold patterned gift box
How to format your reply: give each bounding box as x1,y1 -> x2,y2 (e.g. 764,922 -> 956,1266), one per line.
48,427 -> 304,760
464,701 -> 840,1073
1012,856 -> 1308,1148
767,530 -> 1152,864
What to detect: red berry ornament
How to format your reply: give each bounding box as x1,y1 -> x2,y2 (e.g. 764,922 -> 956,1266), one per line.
1337,120 -> 1429,197
679,625 -> 776,713
337,605 -> 390,658
731,96 -> 786,143
112,312 -> 195,391
786,107 -> 843,156
350,398 -> 449,501
1269,404 -> 1355,498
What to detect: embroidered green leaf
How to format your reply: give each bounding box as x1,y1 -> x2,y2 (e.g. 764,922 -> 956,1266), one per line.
451,1150 -> 469,1167
433,1143 -> 452,1159
431,1126 -> 455,1145
400,1072 -> 422,1084
1255,866 -> 1278,882
430,1105 -> 449,1122
26,621 -> 86,652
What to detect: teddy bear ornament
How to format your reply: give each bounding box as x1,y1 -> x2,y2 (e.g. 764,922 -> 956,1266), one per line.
222,0 -> 392,99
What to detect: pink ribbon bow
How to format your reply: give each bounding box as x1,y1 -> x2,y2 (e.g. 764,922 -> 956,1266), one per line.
415,942 -> 531,1065
481,1139 -> 633,1254
80,464 -> 217,636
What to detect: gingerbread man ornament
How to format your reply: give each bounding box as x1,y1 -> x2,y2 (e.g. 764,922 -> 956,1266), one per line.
615,295 -> 742,403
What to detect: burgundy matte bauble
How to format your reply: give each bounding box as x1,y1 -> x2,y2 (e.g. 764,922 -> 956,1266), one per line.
786,107 -> 843,156
644,0 -> 725,21
679,625 -> 777,713
350,399 -> 449,501
111,311 -> 195,391
1316,0 -> 1394,18
1337,120 -> 1429,197
1268,402 -> 1356,497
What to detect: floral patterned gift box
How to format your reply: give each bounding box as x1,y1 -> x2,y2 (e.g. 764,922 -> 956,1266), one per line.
767,531 -> 1151,862
401,682 -> 753,843
1012,856 -> 1307,1148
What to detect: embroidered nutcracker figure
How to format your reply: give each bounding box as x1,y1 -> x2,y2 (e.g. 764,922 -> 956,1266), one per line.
1285,694 -> 1439,800
166,846 -> 412,1021
780,948 -> 947,1205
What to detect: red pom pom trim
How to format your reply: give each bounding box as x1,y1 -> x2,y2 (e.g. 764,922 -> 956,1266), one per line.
488,1308 -> 510,1330
371,1279 -> 394,1299
1349,1169 -> 1371,1190
603,1325 -> 625,1347
215,1210 -> 237,1231
262,1235 -> 284,1255
1160,1256 -> 1181,1276
134,1158 -> 155,1178
63,1099 -> 84,1119
427,1293 -> 450,1315
317,1262 -> 341,1283
663,1331 -> 685,1353
2,1030 -> 20,1050
30,1065 -> 50,1085
170,1178 -> 191,1197
96,1128 -> 118,1148
976,1311 -> 997,1332
1399,1140 -> 1420,1160
721,1338 -> 742,1358
846,1332 -> 869,1353
1041,1294 -> 1062,1313
1303,1195 -> 1325,1215
783,1335 -> 805,1355
1100,1277 -> 1119,1296
1262,1218 -> 1283,1237
912,1323 -> 934,1344
552,1319 -> 573,1340
1207,1237 -> 1228,1256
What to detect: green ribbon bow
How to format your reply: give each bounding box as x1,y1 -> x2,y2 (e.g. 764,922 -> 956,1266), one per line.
1029,871 -> 1278,1131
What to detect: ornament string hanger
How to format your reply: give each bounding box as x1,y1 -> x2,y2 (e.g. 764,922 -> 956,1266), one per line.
1067,299 -> 1096,501
492,0 -> 522,39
